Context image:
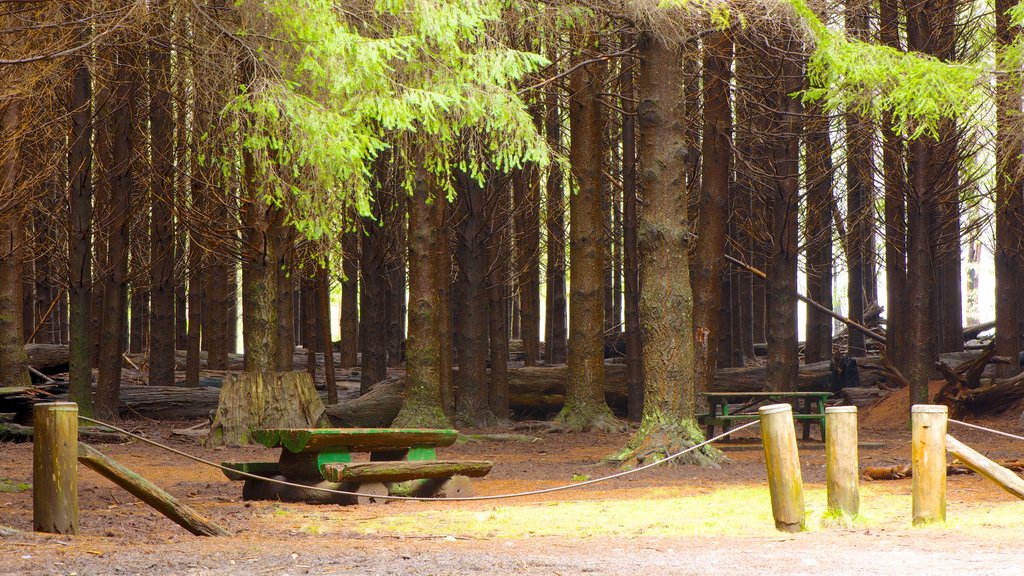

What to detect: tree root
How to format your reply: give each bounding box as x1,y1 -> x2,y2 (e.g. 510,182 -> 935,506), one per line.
606,420 -> 724,469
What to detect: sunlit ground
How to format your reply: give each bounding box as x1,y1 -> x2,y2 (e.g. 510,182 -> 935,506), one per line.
254,485 -> 1024,539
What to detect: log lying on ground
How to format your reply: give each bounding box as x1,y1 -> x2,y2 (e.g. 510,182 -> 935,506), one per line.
117,386 -> 222,420
946,435 -> 1024,499
0,422 -> 127,443
862,458 -> 1024,481
77,442 -> 231,536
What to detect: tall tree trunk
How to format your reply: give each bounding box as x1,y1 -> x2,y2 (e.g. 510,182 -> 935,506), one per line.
386,191 -> 406,368
393,161 -> 450,428
96,33 -> 137,410
613,33 -> 717,467
545,51 -> 567,365
359,163 -> 389,392
879,0 -> 907,372
303,274 -> 317,380
558,32 -> 616,431
487,178 -> 511,421
67,4 -> 94,414
995,0 -> 1022,377
275,224 -> 295,371
0,101 -> 30,389
317,256 -> 337,403
620,32 -> 643,422
845,0 -> 873,358
149,0 -> 176,386
453,171 -> 494,425
514,149 -> 541,367
692,30 -> 732,393
803,107 -> 834,364
765,34 -> 802,392
339,230 -> 359,367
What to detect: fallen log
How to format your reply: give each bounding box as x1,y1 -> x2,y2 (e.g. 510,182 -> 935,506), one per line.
862,459 -> 1024,481
25,344 -> 70,374
946,434 -> 1024,500
77,442 -> 231,536
117,386 -> 223,420
0,422 -> 128,443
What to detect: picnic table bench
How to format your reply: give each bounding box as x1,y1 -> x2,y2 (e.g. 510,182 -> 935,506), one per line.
699,391 -> 831,441
222,428 -> 492,503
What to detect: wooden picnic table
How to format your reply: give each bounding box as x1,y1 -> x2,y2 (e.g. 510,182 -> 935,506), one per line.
699,391 -> 832,441
222,428 -> 491,503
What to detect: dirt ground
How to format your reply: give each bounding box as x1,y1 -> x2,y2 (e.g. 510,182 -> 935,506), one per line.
4,396 -> 1024,575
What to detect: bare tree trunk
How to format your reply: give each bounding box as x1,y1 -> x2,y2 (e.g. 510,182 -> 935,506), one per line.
692,30 -> 732,393
995,0 -> 1022,377
275,224 -> 295,372
544,53 -> 567,366
453,171 -> 494,425
765,34 -> 802,392
359,163 -> 389,391
339,230 -> 359,367
558,32 -> 615,431
0,101 -> 30,389
392,160 -> 450,428
97,32 -> 137,409
317,257 -> 337,403
487,178 -> 511,420
620,32 -> 643,422
386,189 -> 406,367
149,0 -> 176,386
67,4 -> 94,414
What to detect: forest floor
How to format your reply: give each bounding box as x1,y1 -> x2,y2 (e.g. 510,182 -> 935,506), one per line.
3,390 -> 1024,575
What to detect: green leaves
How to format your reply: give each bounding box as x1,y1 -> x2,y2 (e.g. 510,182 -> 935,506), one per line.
225,0 -> 548,242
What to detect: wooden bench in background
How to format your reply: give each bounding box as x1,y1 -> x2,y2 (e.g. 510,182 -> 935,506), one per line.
222,428 -> 491,504
698,391 -> 831,441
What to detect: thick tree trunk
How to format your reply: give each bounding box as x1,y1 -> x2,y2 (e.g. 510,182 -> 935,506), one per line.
392,162 -> 450,428
803,95 -> 834,363
765,35 -> 802,392
995,0 -> 1022,378
558,32 -> 615,431
386,190 -> 406,368
67,5 -> 94,414
149,0 -> 176,387
487,178 -> 511,421
0,101 -> 30,389
275,225 -> 295,372
514,160 -> 541,367
453,171 -> 494,425
692,31 -> 732,394
96,35 -> 136,410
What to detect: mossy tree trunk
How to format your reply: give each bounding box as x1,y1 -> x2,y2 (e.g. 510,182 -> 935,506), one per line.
610,33 -> 718,467
557,30 -> 618,432
393,162 -> 451,429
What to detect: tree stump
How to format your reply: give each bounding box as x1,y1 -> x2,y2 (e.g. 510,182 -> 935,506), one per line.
206,371 -> 329,447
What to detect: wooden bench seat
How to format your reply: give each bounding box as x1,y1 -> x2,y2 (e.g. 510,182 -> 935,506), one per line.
251,428 -> 458,455
321,460 -> 493,483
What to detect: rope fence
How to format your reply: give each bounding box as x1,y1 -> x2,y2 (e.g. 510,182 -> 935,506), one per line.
77,415 -> 761,503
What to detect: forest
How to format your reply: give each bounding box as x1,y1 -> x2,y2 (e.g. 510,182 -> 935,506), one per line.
2,0 -> 1023,468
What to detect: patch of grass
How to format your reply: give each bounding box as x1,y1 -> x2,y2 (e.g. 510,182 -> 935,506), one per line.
0,478 -> 29,493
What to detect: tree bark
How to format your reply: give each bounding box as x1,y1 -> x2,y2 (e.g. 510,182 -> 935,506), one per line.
0,101 -> 30,389
558,31 -> 616,431
620,32 -> 643,422
545,45 -> 567,366
317,257 -> 337,403
514,153 -> 541,367
385,189 -> 406,368
339,230 -> 359,368
995,0 -> 1022,378
96,32 -> 137,410
765,34 -> 803,392
359,163 -> 389,392
453,171 -> 494,425
67,3 -> 94,414
149,0 -> 176,387
487,178 -> 511,420
692,30 -> 732,394
392,162 -> 450,428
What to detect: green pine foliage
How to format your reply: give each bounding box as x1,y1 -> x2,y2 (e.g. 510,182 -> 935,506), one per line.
226,0 -> 549,240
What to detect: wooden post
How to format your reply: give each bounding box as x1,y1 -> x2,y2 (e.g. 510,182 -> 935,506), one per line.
33,402 -> 78,534
911,404 -> 947,525
759,403 -> 805,532
825,406 -> 859,517
946,434 -> 1024,500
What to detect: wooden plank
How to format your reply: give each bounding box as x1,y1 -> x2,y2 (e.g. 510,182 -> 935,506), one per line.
78,442 -> 231,536
252,428 -> 458,453
701,392 -> 832,398
946,434 -> 1024,500
321,460 -> 492,483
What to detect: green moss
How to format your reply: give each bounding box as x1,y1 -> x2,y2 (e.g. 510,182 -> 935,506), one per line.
0,478 -> 29,493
